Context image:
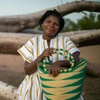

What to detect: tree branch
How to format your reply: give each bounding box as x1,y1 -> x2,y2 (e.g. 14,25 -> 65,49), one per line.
0,81 -> 18,100
0,29 -> 100,54
0,1 -> 100,32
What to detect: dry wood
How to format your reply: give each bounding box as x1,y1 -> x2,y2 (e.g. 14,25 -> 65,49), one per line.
0,1 -> 100,32
0,81 -> 18,100
86,60 -> 100,77
0,29 -> 100,54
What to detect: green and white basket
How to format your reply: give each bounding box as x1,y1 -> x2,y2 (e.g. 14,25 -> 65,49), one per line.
38,48 -> 87,100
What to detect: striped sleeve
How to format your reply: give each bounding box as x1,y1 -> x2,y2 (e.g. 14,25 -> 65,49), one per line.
65,36 -> 80,54
17,38 -> 34,63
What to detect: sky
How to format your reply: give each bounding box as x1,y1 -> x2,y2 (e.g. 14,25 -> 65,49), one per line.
0,0 -> 100,22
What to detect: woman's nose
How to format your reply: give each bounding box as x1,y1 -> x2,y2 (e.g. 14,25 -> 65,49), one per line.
49,22 -> 54,27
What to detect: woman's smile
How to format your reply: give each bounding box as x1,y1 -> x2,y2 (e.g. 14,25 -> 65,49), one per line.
46,27 -> 54,33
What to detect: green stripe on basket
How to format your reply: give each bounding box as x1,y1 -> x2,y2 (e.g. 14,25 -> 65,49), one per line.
45,97 -> 52,100
76,59 -> 86,66
43,90 -> 54,95
41,83 -> 54,88
38,66 -> 48,74
62,71 -> 85,80
75,62 -> 86,69
40,76 -> 54,81
45,92 -> 81,100
63,85 -> 82,94
75,59 -> 86,68
62,78 -> 84,87
72,60 -> 86,71
65,92 -> 81,100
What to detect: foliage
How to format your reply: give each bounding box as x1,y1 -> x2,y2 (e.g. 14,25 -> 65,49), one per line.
37,25 -> 43,31
62,19 -> 78,32
62,12 -> 100,32
77,12 -> 98,30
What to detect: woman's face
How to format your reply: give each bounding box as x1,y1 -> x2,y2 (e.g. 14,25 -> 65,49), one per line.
42,15 -> 60,36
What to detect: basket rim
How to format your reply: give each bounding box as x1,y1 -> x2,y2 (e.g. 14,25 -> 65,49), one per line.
38,58 -> 87,73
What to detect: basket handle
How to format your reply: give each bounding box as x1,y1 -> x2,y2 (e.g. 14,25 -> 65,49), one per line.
43,48 -> 75,72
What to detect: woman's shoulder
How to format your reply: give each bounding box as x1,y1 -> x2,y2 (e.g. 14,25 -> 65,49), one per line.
58,35 -> 70,40
30,35 -> 42,41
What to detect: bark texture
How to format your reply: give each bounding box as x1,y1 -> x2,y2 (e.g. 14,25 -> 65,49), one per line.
86,61 -> 100,77
0,29 -> 100,54
0,81 -> 18,100
0,1 -> 100,32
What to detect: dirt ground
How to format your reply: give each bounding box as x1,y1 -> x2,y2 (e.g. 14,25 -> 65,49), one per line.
0,45 -> 100,100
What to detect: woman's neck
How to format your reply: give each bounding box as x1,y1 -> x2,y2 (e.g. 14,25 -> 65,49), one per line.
42,34 -> 56,41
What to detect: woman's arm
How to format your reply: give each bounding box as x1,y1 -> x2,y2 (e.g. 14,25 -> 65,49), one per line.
72,51 -> 80,65
59,51 -> 80,67
24,54 -> 44,75
48,51 -> 80,77
24,48 -> 54,75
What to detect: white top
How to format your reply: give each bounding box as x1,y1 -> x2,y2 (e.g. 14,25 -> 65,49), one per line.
18,35 -> 80,63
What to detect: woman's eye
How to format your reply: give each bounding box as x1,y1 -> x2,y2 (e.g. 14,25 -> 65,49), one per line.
45,20 -> 59,26
46,20 -> 50,23
55,23 -> 59,26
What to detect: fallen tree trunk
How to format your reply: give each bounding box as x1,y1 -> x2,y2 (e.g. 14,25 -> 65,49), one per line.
0,32 -> 33,54
86,61 -> 100,77
0,81 -> 18,100
79,57 -> 100,77
62,29 -> 100,47
0,1 -> 100,32
0,29 -> 100,54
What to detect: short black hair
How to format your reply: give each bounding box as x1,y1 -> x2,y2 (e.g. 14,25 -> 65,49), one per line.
39,9 -> 64,34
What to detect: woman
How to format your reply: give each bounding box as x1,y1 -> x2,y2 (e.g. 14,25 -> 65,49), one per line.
17,9 -> 83,100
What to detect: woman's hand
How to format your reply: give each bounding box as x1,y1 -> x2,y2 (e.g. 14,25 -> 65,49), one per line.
41,47 -> 55,58
48,61 -> 61,77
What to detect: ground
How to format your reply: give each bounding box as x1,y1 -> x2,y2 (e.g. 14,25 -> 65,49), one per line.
0,45 -> 100,100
